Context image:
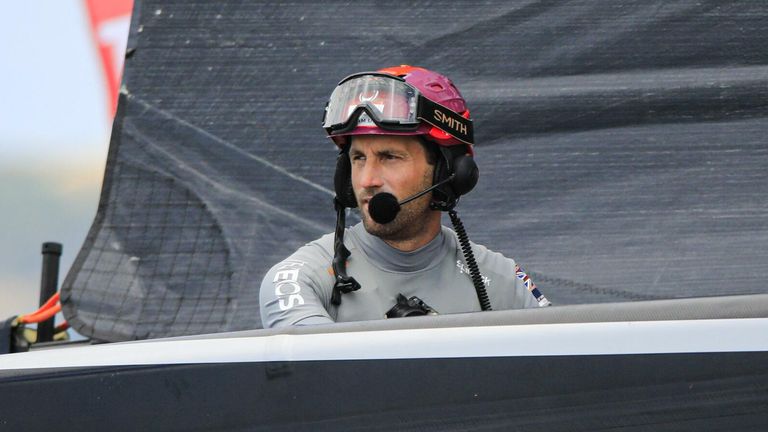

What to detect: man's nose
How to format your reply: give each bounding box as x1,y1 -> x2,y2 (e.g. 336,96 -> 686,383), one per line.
358,160 -> 384,189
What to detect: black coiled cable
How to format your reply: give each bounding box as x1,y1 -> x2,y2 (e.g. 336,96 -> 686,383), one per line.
448,210 -> 492,311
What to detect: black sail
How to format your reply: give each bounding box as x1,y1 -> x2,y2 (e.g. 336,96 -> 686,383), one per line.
60,1 -> 768,342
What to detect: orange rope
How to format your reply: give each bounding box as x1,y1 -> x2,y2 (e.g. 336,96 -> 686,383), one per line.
18,303 -> 62,324
39,292 -> 60,311
17,292 -> 61,324
55,321 -> 70,333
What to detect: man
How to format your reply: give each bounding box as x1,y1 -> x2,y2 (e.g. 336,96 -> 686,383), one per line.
260,65 -> 549,328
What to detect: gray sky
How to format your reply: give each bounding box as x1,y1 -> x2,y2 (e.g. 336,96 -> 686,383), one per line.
0,1 -> 112,320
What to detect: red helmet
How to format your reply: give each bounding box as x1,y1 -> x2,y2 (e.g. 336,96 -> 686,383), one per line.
323,65 -> 473,153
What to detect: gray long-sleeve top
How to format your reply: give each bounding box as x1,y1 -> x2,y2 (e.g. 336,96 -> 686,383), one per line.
260,223 -> 547,328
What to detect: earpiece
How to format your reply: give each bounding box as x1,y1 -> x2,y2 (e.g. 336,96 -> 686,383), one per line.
452,154 -> 479,196
429,145 -> 478,211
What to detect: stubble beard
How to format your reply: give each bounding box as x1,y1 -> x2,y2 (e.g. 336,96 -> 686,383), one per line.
359,171 -> 435,242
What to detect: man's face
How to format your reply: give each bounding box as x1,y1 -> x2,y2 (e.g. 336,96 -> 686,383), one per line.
349,135 -> 436,242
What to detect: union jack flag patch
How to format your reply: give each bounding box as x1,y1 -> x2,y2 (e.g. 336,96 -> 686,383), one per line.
515,265 -> 551,307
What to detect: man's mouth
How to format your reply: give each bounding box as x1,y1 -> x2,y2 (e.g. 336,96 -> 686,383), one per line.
360,192 -> 378,206
363,199 -> 375,215
360,194 -> 380,220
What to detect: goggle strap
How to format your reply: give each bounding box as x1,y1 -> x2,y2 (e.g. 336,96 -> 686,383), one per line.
417,96 -> 474,145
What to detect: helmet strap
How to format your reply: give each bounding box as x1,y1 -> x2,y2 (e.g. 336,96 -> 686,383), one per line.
331,197 -> 360,305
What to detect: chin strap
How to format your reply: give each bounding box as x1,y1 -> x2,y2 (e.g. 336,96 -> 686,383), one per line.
331,198 -> 361,305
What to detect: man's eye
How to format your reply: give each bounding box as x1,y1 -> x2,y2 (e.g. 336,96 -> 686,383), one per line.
351,155 -> 365,162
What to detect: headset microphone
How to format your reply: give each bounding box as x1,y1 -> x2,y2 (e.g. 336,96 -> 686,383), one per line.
368,174 -> 455,224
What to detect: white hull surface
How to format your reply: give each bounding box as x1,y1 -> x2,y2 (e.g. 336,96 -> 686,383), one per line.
2,296 -> 768,431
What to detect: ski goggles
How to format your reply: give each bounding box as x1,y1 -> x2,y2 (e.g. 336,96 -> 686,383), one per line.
322,72 -> 474,145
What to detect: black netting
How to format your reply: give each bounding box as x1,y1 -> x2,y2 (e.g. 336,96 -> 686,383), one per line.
65,159 -> 234,339
62,0 -> 768,341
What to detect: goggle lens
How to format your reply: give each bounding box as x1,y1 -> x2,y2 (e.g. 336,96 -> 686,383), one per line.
323,74 -> 418,129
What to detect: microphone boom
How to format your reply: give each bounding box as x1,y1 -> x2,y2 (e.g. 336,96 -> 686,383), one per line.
367,174 -> 455,224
